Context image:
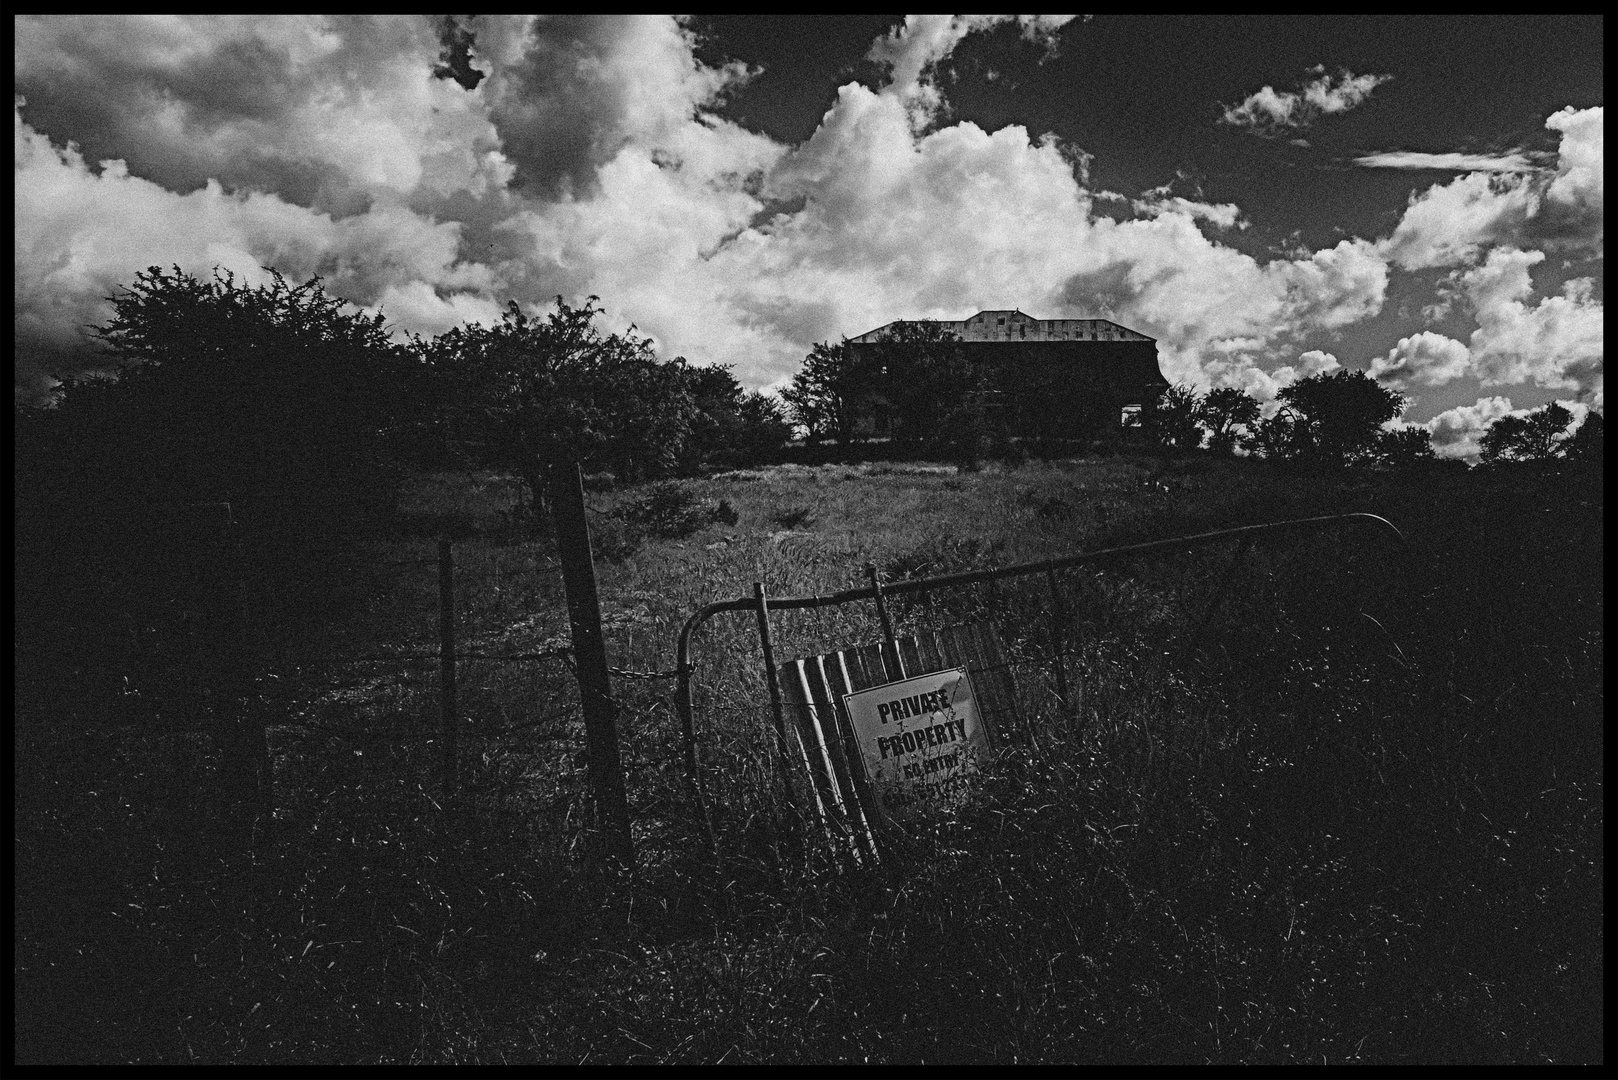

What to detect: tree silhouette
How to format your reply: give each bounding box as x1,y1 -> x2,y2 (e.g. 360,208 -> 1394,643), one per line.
1142,384 -> 1204,452
16,265 -> 418,834
1561,410 -> 1603,464
678,363 -> 792,469
426,296 -> 696,515
1197,386 -> 1261,454
866,322 -> 979,444
782,339 -> 873,443
30,265 -> 419,527
1375,426 -> 1437,465
1274,369 -> 1406,466
1479,402 -> 1577,464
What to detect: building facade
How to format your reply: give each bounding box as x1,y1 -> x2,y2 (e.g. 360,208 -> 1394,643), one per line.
847,309 -> 1168,441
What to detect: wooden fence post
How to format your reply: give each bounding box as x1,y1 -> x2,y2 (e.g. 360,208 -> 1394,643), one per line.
438,538 -> 458,796
549,460 -> 634,868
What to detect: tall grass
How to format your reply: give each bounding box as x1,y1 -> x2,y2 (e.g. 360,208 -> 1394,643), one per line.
14,456 -> 1602,1063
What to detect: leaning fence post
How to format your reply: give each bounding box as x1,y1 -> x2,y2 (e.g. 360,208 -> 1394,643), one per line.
438,538 -> 458,796
549,460 -> 634,869
866,563 -> 905,680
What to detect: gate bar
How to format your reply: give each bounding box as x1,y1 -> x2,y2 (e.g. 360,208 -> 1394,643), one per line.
754,582 -> 798,812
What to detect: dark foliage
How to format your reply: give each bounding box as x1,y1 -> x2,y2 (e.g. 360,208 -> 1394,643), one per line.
1197,386 -> 1261,454
868,321 -> 983,446
1142,383 -> 1204,452
1478,401 -> 1583,464
424,296 -> 698,514
678,364 -> 792,470
1267,370 -> 1407,466
15,266 -> 421,703
782,339 -> 877,443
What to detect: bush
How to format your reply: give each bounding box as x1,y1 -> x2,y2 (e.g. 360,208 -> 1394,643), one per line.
612,483 -> 739,549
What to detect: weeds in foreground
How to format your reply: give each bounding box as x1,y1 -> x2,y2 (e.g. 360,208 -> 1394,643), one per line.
14,457 -> 1603,1063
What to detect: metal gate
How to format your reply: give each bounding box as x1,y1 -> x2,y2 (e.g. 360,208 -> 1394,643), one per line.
674,512 -> 1408,858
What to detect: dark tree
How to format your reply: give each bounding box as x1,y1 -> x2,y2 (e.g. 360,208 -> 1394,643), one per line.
1197,386 -> 1261,454
678,363 -> 792,469
32,265 -> 420,527
1479,402 -> 1576,464
1243,408 -> 1303,461
426,296 -> 696,514
1561,410 -> 1603,464
16,265 -> 418,839
1375,426 -> 1437,465
1142,384 -> 1204,452
782,339 -> 874,443
867,321 -> 979,445
1274,369 -> 1406,466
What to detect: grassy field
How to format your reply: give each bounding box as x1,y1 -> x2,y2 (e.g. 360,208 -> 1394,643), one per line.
14,453 -> 1603,1064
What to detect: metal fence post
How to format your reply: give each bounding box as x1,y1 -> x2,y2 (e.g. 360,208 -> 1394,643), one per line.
550,460 -> 634,869
438,538 -> 458,796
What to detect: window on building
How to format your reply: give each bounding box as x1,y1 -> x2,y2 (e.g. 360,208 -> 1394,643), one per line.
1120,404 -> 1143,428
997,317 -> 1005,325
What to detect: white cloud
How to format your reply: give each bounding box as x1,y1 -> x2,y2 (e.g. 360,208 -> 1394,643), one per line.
1460,247 -> 1603,400
12,15 -> 1589,416
1423,395 -> 1515,459
1539,106 -> 1603,248
1221,68 -> 1390,133
1130,195 -> 1246,230
1420,394 -> 1597,460
1353,151 -> 1538,172
1378,106 -> 1603,271
1378,171 -> 1540,271
866,15 -> 1077,125
1369,331 -> 1472,387
1251,349 -> 1344,402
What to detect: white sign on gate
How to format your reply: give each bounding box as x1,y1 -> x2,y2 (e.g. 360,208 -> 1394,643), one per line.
842,667 -> 988,822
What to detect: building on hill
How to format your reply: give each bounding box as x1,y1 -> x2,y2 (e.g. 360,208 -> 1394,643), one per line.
846,309 -> 1169,441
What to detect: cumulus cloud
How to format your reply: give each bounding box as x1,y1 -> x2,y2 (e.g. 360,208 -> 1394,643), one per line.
1369,331 -> 1472,387
14,99 -> 501,387
485,14 -> 760,200
1422,395 -> 1516,459
1460,247 -> 1603,401
9,15 -> 1593,416
1538,105 -> 1603,248
1378,106 -> 1603,271
14,15 -> 515,214
1221,67 -> 1390,134
1130,194 -> 1246,230
865,15 -> 1077,126
1378,171 -> 1540,271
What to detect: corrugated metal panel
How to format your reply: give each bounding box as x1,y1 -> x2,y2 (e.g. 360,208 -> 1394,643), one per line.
777,623 -> 1018,862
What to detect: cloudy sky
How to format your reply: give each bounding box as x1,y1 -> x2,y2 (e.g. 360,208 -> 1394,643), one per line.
14,15 -> 1604,457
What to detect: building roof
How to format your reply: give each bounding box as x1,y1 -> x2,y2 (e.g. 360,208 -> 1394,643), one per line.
849,309 -> 1155,344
